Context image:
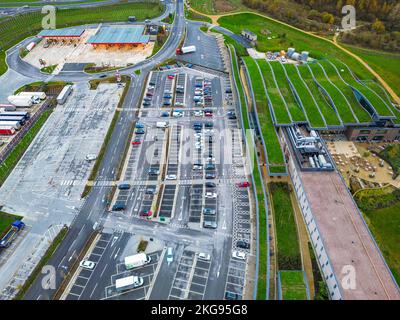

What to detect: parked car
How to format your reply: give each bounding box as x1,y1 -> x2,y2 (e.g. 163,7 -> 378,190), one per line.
225,291 -> 239,300
112,203 -> 126,211
205,192 -> 217,199
203,208 -> 216,216
166,174 -> 177,180
166,247 -> 174,264
140,210 -> 152,217
232,250 -> 246,260
205,182 -> 216,188
135,129 -> 145,134
203,221 -> 217,229
205,172 -> 216,179
236,181 -> 250,188
79,260 -> 96,270
131,139 -> 141,145
198,253 -> 211,261
117,183 -> 131,190
236,240 -> 250,249
145,187 -> 157,195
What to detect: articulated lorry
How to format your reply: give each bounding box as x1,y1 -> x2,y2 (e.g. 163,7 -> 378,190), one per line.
176,45 -> 196,55
0,220 -> 25,249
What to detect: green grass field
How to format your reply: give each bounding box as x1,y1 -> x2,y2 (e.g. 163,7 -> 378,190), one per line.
189,0 -> 245,15
243,56 -> 286,170
0,2 -> 163,75
256,59 -> 291,125
269,182 -> 301,270
0,109 -> 53,186
308,63 -> 357,124
354,187 -> 400,286
329,59 -> 394,118
279,271 -> 308,300
283,63 -> 326,128
185,7 -> 212,23
318,60 -> 372,123
217,13 -> 376,81
343,44 -> 400,99
0,211 -> 23,238
297,64 -> 341,126
268,61 -> 306,123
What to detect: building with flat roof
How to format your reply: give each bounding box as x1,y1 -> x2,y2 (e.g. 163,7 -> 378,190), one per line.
37,28 -> 85,39
86,26 -> 150,47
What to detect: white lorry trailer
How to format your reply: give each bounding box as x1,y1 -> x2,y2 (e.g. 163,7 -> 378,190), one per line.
57,85 -> 73,105
176,45 -> 196,55
7,96 -> 33,107
18,91 -> 46,100
124,253 -> 151,270
115,276 -> 144,291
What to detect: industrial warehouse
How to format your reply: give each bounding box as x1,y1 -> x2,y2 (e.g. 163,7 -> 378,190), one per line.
22,25 -> 157,72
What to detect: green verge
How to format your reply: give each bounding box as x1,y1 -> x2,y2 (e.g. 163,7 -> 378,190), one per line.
268,61 -> 306,122
0,211 -> 23,238
0,109 -> 53,186
308,62 -> 357,124
14,225 -> 68,300
243,56 -> 285,169
269,182 -> 301,270
279,270 -> 308,300
256,59 -> 291,125
185,8 -> 212,23
283,63 -> 326,128
253,162 -> 267,300
0,2 -> 163,76
228,45 -> 249,130
211,28 -> 248,57
330,59 -> 394,118
230,45 -> 267,299
318,60 -> 372,123
354,187 -> 400,286
82,76 -> 131,198
40,64 -> 57,74
297,64 -> 341,126
308,242 -> 329,300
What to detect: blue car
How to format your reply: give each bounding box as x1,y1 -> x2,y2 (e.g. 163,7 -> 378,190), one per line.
135,129 -> 145,134
161,112 -> 169,117
135,123 -> 144,129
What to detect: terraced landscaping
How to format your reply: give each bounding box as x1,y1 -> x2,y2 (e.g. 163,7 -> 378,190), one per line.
318,60 -> 372,123
308,63 -> 357,124
242,56 -> 286,172
330,60 -> 394,118
296,64 -> 341,127
283,64 -> 326,128
268,61 -> 306,123
255,59 -> 291,125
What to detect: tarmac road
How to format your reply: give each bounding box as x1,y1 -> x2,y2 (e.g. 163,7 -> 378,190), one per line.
23,0 -> 186,300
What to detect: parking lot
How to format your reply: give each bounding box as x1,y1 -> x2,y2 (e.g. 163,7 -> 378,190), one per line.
168,249 -> 211,300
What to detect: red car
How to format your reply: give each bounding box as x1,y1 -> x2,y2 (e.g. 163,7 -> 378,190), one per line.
205,112 -> 213,117
236,182 -> 250,188
140,210 -> 152,217
131,140 -> 141,145
168,74 -> 175,79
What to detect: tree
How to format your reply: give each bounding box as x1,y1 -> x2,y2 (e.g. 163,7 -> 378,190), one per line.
372,18 -> 385,33
322,12 -> 334,24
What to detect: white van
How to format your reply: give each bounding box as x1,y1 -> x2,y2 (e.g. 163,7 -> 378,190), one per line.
156,121 -> 169,128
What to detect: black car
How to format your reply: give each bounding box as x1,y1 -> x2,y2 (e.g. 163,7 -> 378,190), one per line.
205,182 -> 216,188
99,74 -> 107,78
112,202 -> 126,211
236,240 -> 250,249
204,122 -> 213,128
